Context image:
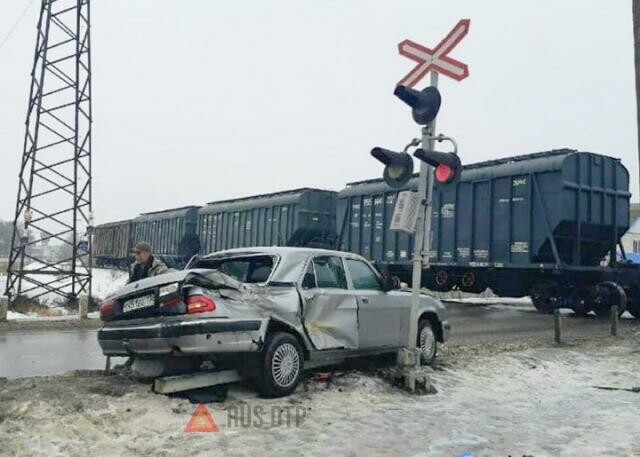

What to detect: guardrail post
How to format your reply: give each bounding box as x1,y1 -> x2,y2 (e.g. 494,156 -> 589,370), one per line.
553,308 -> 562,344
78,295 -> 88,320
610,305 -> 618,337
0,296 -> 8,322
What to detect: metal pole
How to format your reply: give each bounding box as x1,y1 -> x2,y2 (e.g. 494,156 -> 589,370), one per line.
407,72 -> 439,354
553,308 -> 562,344
0,296 -> 8,322
610,304 -> 619,336
633,0 -> 640,201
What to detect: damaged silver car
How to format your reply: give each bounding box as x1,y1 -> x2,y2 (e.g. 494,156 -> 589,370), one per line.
98,247 -> 450,397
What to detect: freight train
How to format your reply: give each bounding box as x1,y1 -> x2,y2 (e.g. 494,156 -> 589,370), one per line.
93,188 -> 337,268
93,149 -> 640,318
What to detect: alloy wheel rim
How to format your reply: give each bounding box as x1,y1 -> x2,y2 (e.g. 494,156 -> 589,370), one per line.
272,343 -> 300,387
419,326 -> 436,359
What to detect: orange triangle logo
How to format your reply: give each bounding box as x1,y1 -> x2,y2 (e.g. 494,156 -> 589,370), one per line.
184,403 -> 219,433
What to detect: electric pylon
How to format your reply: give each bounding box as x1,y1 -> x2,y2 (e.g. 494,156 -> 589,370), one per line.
5,0 -> 93,306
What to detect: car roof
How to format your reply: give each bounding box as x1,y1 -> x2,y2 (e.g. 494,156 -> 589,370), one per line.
197,246 -> 369,283
200,246 -> 350,258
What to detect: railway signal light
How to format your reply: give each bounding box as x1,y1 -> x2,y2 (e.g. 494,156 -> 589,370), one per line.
370,147 -> 414,188
413,148 -> 461,184
394,85 -> 441,125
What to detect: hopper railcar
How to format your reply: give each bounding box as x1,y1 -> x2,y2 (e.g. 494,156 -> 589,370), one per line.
337,149 -> 639,317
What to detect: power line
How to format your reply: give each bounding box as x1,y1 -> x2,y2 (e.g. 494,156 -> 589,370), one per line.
0,0 -> 36,51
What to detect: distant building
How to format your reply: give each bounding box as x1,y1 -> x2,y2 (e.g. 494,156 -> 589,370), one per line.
621,217 -> 640,262
631,203 -> 640,224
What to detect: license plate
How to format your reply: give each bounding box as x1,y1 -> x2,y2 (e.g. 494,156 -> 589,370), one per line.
122,294 -> 155,313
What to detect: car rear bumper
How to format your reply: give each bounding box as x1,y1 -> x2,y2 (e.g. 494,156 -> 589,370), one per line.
98,318 -> 267,356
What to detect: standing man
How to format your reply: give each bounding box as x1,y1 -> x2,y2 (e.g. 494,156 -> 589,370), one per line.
128,241 -> 168,283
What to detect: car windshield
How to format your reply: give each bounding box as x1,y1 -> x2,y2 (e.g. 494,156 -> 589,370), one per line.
189,254 -> 275,283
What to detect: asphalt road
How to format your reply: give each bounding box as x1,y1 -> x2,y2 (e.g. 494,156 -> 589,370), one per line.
1,301 -> 639,379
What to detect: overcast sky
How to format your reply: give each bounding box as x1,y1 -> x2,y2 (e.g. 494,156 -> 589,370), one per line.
0,0 -> 637,224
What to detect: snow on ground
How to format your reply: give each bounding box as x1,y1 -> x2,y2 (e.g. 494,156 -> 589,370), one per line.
443,296 -> 533,307
2,339 -> 640,456
91,268 -> 128,301
6,310 -> 28,320
1,266 -> 126,320
4,262 -> 127,304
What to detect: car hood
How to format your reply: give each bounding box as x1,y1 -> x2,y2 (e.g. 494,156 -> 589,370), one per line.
108,269 -> 216,299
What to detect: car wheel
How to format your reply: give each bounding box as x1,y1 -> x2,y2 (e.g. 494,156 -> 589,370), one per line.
417,320 -> 437,365
257,332 -> 303,397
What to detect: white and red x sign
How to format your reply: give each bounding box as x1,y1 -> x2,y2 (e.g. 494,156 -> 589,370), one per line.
397,19 -> 470,87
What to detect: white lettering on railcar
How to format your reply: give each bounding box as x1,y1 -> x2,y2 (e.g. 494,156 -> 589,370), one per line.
510,241 -> 529,253
469,262 -> 490,267
473,249 -> 489,259
441,203 -> 455,218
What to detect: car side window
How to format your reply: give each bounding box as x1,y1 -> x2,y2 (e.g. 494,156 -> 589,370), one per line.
302,261 -> 316,289
312,256 -> 348,289
220,261 -> 249,281
345,259 -> 383,291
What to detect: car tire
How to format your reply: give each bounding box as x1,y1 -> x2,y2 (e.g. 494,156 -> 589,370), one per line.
417,320 -> 438,366
257,332 -> 303,397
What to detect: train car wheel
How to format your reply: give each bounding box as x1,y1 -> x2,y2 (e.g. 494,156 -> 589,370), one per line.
435,270 -> 448,288
625,288 -> 640,319
461,271 -> 475,288
459,271 -> 486,294
592,282 -> 627,318
530,282 -> 556,314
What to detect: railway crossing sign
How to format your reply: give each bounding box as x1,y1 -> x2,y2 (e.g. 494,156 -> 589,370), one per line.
397,19 -> 470,87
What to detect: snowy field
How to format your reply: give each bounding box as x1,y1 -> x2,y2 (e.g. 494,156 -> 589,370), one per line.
2,338 -> 640,456
1,267 -> 127,319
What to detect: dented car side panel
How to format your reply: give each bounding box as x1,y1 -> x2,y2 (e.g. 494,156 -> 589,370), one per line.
98,247 -> 450,360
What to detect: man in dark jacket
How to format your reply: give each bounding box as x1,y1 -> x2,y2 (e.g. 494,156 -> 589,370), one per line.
128,241 -> 168,283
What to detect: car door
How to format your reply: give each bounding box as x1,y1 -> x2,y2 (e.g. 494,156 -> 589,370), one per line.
300,255 -> 359,350
344,258 -> 401,348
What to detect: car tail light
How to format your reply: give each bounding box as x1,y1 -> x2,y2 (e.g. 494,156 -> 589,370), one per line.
99,299 -> 115,321
160,296 -> 182,308
186,295 -> 216,314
